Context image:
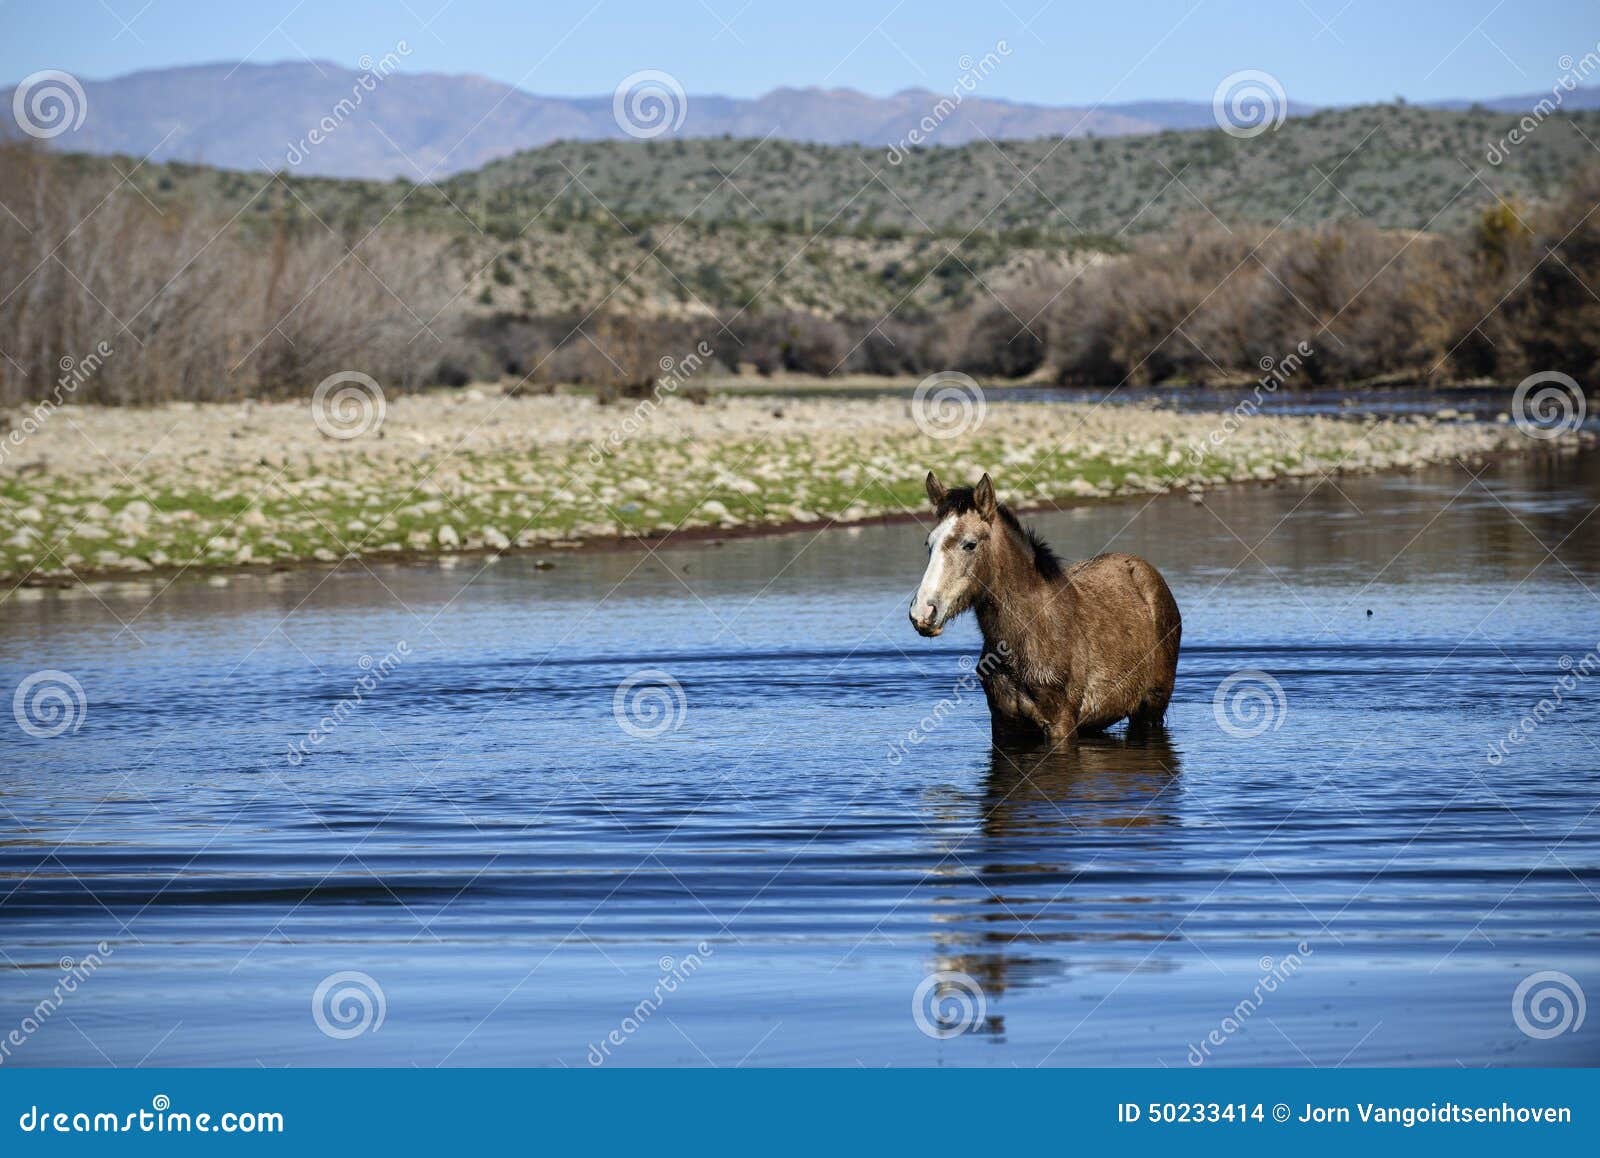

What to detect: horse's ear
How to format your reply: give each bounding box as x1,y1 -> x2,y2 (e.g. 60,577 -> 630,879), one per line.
974,473 -> 997,520
924,471 -> 947,508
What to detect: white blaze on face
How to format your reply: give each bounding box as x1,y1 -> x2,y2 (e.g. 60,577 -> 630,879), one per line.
912,515 -> 956,624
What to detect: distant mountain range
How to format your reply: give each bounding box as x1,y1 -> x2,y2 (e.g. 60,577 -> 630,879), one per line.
5,61 -> 1598,180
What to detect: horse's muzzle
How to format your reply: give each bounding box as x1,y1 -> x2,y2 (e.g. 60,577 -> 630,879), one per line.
910,612 -> 943,637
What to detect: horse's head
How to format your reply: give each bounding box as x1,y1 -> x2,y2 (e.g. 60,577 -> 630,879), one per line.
909,470 -> 998,637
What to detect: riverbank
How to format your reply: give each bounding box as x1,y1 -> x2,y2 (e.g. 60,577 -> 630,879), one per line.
0,387 -> 1582,587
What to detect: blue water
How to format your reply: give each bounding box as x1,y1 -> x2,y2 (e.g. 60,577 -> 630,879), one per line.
2,453 -> 1598,1066
745,381 -> 1600,430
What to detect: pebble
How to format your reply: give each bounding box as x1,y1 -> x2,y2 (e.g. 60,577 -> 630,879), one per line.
0,391 -> 1567,584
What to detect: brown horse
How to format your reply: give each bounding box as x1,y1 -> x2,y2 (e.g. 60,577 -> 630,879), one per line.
909,471 -> 1181,743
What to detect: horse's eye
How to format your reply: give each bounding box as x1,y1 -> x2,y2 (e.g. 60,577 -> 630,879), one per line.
962,540 -> 977,552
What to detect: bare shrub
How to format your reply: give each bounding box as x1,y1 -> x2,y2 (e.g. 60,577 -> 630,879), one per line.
947,301 -> 1047,378
1047,225 -> 1274,384
714,311 -> 849,375
6,141 -> 1597,405
839,317 -> 939,376
1472,171 -> 1600,382
1249,224 -> 1461,382
0,142 -> 458,405
774,312 -> 850,374
1045,218 -> 1480,386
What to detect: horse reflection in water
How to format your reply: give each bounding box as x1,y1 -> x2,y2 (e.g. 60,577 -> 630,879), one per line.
979,729 -> 1182,836
922,729 -> 1184,1040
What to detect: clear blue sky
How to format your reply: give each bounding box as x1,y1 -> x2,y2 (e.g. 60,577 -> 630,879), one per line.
1,0 -> 1592,105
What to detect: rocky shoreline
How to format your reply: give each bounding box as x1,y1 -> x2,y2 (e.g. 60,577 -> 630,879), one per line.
0,387 -> 1583,589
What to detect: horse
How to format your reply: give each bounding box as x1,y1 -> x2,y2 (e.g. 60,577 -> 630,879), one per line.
908,471 -> 1181,743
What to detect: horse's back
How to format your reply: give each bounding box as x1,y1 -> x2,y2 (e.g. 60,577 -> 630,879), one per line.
1070,550 -> 1182,691
1070,551 -> 1179,615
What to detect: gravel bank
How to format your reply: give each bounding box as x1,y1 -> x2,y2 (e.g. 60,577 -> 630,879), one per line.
0,388 -> 1565,586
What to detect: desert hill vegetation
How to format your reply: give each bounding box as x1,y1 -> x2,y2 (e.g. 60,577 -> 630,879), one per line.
2,101 -> 1598,407
451,103 -> 1599,235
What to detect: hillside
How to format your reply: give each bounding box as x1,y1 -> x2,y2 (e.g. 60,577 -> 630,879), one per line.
84,103 -> 1600,243
6,101 -> 1600,405
35,102 -> 1597,322
6,60 -> 1596,181
2,60 -> 1319,179
450,104 -> 1600,236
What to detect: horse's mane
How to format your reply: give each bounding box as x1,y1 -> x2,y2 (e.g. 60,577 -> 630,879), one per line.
935,487 -> 1064,581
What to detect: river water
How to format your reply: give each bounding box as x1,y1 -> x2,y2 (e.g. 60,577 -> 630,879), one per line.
2,451 -> 1597,1066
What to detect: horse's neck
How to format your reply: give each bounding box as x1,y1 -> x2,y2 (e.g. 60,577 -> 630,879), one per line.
976,529 -> 1072,676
